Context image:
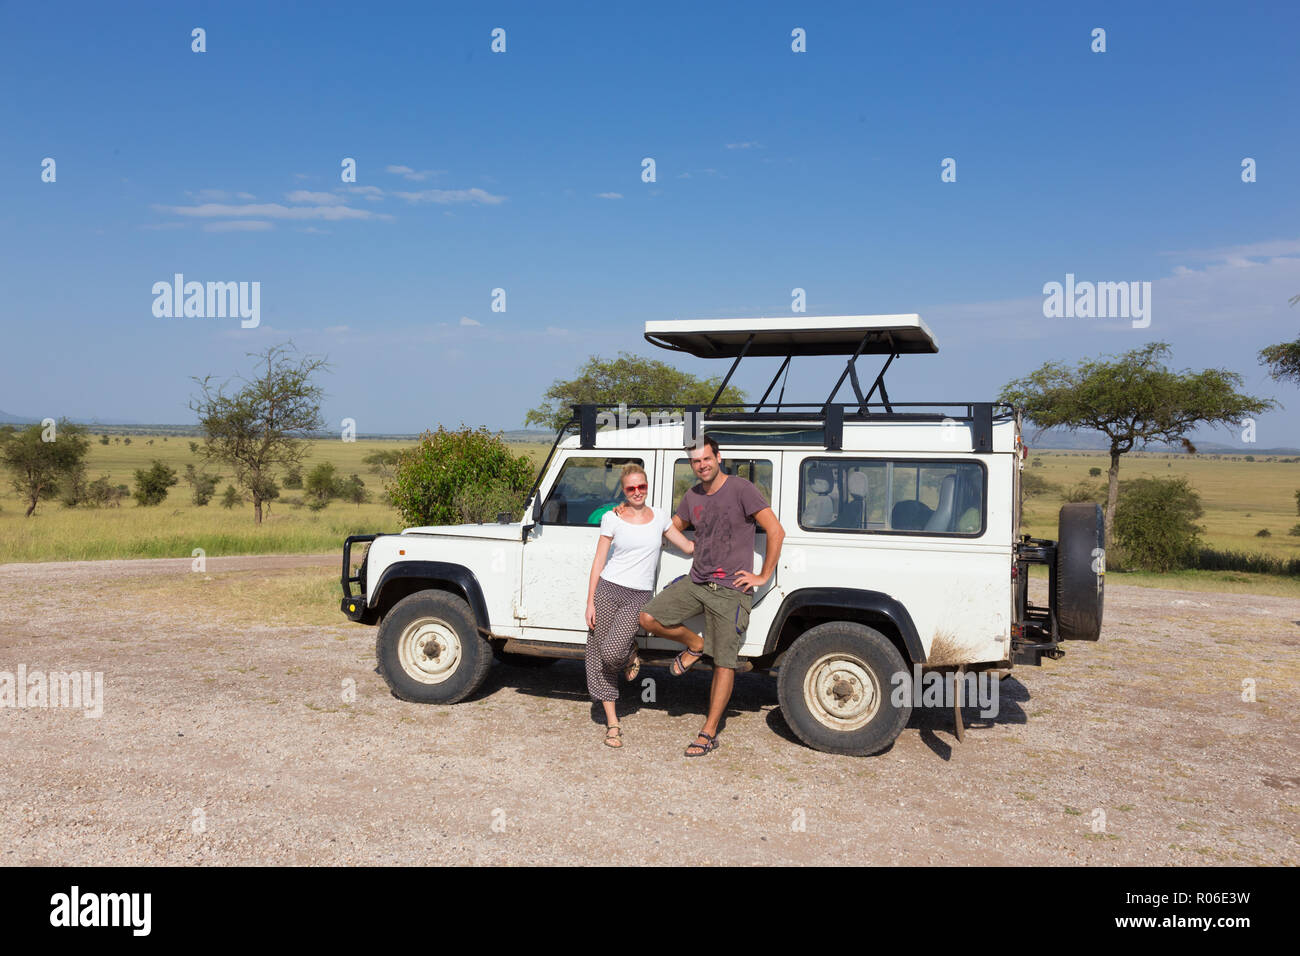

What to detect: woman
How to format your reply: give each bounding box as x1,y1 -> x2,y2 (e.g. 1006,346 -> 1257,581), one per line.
585,464 -> 694,748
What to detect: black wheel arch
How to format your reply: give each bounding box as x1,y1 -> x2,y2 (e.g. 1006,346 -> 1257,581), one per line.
760,588 -> 926,665
369,561 -> 491,630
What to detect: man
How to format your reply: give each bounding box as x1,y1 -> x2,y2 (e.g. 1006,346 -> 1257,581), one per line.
636,436 -> 785,756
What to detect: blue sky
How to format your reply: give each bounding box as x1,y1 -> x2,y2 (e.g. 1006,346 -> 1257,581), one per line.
3,0 -> 1298,446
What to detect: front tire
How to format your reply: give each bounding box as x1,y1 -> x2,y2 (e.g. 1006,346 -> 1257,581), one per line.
376,590 -> 493,704
777,621 -> 911,756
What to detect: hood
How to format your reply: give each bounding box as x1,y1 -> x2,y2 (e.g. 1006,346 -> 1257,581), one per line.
400,522 -> 524,541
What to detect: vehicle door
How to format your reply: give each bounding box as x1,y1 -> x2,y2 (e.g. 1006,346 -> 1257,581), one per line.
519,451 -> 654,640
649,452 -> 780,655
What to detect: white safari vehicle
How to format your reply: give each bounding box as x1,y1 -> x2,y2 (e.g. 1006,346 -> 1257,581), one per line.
340,315 -> 1104,755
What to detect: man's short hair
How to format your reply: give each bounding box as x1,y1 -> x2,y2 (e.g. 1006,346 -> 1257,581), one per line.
686,434 -> 720,457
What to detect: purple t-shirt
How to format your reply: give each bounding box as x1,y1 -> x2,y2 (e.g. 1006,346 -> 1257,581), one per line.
675,475 -> 770,591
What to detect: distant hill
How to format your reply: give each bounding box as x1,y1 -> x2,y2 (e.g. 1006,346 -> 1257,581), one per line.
1024,426 -> 1298,456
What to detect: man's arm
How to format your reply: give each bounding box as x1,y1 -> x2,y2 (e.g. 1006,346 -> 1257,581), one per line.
734,506 -> 785,592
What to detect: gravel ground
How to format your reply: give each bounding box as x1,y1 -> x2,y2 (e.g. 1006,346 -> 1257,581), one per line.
0,554 -> 1296,865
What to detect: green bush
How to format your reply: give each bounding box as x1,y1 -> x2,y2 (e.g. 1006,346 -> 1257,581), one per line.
1063,481 -> 1105,504
305,462 -> 339,511
282,466 -> 303,490
1020,470 -> 1058,499
1294,489 -> 1300,516
220,484 -> 241,509
1255,528 -> 1270,537
390,426 -> 534,527
452,479 -> 527,523
1288,524 -> 1300,537
132,460 -> 178,506
1113,476 -> 1204,572
338,473 -> 368,506
1088,467 -> 1102,477
184,464 -> 221,506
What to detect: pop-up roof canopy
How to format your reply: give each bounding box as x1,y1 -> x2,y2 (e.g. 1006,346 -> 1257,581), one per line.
644,314 -> 938,358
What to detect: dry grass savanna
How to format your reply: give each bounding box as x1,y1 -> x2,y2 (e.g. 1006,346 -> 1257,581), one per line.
1,435 -> 1297,596
0,435 -> 551,564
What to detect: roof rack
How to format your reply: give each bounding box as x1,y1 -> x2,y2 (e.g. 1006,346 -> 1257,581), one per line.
644,315 -> 939,417
566,402 -> 1014,452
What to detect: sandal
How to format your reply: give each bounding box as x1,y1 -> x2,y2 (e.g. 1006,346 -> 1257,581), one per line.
669,646 -> 704,677
684,730 -> 718,757
604,724 -> 623,748
623,651 -> 641,682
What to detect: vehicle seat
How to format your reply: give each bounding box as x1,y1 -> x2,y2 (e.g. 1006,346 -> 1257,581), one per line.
837,470 -> 869,528
542,494 -> 567,524
924,475 -> 957,532
891,499 -> 934,531
802,465 -> 836,527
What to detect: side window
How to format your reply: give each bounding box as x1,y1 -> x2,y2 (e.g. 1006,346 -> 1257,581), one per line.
671,458 -> 774,523
542,457 -> 645,527
799,458 -> 985,536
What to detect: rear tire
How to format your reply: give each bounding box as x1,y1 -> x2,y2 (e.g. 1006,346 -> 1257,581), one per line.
376,590 -> 493,703
1056,503 -> 1105,641
777,621 -> 911,756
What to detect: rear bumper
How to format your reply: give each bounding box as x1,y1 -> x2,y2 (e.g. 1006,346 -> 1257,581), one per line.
1013,536 -> 1064,665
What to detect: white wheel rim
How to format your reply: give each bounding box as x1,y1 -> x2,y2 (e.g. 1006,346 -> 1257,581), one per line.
398,618 -> 462,685
803,653 -> 880,731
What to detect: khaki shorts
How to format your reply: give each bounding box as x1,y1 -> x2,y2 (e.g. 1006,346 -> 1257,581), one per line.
640,576 -> 753,670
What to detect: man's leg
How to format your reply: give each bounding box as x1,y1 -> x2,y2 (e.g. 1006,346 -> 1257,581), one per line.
638,613 -> 703,653
637,580 -> 704,654
700,667 -> 735,737
685,589 -> 749,754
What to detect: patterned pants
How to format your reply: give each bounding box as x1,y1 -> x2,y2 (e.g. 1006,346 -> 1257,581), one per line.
586,577 -> 651,702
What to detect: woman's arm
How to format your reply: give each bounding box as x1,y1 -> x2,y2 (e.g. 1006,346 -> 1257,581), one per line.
663,519 -> 695,555
586,534 -> 614,628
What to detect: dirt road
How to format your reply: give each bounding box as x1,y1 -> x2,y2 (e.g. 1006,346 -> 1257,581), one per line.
1,554 -> 1296,865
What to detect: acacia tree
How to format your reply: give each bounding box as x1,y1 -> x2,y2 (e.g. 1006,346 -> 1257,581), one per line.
0,421 -> 90,517
190,343 -> 328,524
1000,342 -> 1274,544
1259,294 -> 1300,386
525,351 -> 748,433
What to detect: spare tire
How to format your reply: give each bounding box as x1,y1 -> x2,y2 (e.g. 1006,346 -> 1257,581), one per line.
1056,503 -> 1104,640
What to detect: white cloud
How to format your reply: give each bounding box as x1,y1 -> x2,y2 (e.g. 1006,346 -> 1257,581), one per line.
387,165 -> 445,181
725,142 -> 762,150
284,190 -> 347,205
459,316 -> 481,326
343,185 -> 385,201
203,220 -> 274,232
392,188 -> 506,205
156,202 -> 393,222
596,192 -> 623,199
236,192 -> 256,200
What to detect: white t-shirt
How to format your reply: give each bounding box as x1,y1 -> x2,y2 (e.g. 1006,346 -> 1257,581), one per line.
598,506 -> 673,591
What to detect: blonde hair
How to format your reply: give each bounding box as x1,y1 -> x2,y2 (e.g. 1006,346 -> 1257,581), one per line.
619,462 -> 647,491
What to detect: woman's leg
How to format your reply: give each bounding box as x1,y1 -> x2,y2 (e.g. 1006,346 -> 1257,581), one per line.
599,590 -> 650,684
586,579 -> 621,704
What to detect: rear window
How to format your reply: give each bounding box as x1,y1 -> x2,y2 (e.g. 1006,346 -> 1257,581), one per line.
798,458 -> 985,536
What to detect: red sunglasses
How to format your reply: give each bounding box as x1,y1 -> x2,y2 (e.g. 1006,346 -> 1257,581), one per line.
623,484 -> 648,493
